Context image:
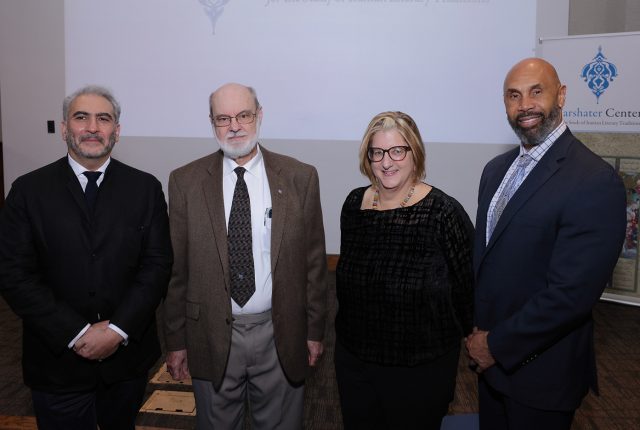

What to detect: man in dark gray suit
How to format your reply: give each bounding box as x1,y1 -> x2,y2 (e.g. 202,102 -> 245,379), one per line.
0,86 -> 172,430
467,58 -> 626,430
164,83 -> 328,429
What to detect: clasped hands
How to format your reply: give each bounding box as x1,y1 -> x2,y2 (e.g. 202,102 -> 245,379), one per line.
72,320 -> 123,361
465,327 -> 496,373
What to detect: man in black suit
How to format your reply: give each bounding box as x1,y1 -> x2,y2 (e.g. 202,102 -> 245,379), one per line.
466,58 -> 626,429
0,86 -> 172,430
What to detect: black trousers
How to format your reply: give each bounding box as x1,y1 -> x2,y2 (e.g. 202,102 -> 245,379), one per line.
31,375 -> 147,430
478,377 -> 575,430
335,341 -> 460,430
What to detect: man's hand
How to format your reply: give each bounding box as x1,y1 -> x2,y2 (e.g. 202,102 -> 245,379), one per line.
73,320 -> 122,361
465,327 -> 496,373
307,340 -> 324,367
166,349 -> 190,381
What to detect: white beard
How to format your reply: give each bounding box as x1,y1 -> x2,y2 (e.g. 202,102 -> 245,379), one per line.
213,122 -> 260,159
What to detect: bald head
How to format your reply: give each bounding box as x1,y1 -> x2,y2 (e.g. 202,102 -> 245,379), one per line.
504,58 -> 561,94
503,58 -> 566,148
209,83 -> 260,118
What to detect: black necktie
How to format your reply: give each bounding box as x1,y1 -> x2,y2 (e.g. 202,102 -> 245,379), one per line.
83,171 -> 102,212
228,167 -> 255,307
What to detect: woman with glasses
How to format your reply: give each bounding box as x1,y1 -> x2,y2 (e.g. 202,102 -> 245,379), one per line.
334,111 -> 474,430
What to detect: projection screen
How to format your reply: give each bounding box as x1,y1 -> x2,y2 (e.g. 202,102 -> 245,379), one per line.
65,0 -> 537,144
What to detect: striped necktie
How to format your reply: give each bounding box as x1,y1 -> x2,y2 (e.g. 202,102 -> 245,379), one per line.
488,154 -> 533,239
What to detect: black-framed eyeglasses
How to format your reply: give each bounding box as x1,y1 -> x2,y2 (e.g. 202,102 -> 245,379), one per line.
211,110 -> 257,127
367,146 -> 411,162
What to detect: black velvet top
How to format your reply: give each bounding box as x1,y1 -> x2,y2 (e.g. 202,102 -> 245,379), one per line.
335,186 -> 474,366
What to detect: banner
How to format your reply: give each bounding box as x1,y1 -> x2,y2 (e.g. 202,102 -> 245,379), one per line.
540,32 -> 640,133
542,33 -> 640,306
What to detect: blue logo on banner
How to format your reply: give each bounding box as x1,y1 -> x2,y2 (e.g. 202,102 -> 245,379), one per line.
580,46 -> 618,104
199,0 -> 231,35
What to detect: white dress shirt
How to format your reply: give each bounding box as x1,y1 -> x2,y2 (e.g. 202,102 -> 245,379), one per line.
223,145 -> 273,314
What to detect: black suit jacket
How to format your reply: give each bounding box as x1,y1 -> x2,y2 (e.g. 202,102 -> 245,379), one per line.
0,157 -> 172,392
474,129 -> 626,410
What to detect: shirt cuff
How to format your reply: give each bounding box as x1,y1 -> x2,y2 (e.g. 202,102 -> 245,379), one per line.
68,324 -> 91,349
108,323 -> 129,346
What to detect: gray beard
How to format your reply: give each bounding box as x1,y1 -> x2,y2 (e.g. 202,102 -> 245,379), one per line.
67,133 -> 116,160
509,105 -> 562,147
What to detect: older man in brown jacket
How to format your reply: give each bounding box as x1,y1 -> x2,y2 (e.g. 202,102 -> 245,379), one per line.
163,83 -> 328,429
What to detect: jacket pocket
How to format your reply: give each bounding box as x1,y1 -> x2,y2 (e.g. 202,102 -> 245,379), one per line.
186,302 -> 200,321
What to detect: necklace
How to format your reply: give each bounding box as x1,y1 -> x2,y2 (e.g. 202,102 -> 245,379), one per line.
372,184 -> 415,210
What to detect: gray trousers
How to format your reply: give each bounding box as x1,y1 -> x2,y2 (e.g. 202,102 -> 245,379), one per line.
193,310 -> 304,430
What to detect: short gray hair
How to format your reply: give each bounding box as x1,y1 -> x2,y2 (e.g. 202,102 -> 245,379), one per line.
63,85 -> 121,123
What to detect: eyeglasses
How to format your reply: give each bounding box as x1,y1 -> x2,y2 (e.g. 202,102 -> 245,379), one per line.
367,146 -> 412,162
211,110 -> 257,127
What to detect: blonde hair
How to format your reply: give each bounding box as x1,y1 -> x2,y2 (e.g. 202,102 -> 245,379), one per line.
358,111 -> 426,185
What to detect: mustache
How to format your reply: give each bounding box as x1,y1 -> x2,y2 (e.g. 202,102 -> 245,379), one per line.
80,133 -> 104,143
226,130 -> 248,139
516,111 -> 544,121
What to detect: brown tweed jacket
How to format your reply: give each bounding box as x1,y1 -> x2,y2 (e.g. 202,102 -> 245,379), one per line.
163,146 -> 328,388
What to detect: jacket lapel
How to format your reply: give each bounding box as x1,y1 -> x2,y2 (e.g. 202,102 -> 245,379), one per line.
477,150 -> 517,246
485,131 -> 572,253
62,157 -> 92,221
92,159 -> 120,220
202,152 -> 232,286
262,148 -> 286,274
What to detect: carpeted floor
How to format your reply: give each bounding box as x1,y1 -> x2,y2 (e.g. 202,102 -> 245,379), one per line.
1,272 -> 639,429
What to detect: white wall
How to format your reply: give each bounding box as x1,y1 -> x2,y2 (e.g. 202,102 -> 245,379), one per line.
0,0 -> 570,254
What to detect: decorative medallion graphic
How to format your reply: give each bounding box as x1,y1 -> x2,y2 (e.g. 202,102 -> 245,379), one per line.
199,0 -> 231,35
580,46 -> 618,104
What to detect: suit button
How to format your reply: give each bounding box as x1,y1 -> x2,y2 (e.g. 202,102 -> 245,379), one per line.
225,318 -> 231,325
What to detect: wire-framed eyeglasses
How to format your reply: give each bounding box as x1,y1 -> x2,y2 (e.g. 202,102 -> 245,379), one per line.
211,110 -> 257,128
367,146 -> 412,162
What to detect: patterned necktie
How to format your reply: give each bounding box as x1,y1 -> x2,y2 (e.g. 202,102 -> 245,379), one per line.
228,167 -> 255,307
83,171 -> 102,212
488,154 -> 533,239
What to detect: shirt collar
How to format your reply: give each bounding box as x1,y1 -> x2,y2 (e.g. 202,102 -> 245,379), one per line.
520,121 -> 566,162
67,154 -> 111,177
223,144 -> 263,178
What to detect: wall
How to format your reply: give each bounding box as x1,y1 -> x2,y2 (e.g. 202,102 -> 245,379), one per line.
0,0 -> 65,190
0,0 -> 570,253
0,87 -> 3,141
569,0 -> 640,35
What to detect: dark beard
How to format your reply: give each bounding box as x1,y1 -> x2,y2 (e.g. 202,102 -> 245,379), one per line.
509,105 -> 561,147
